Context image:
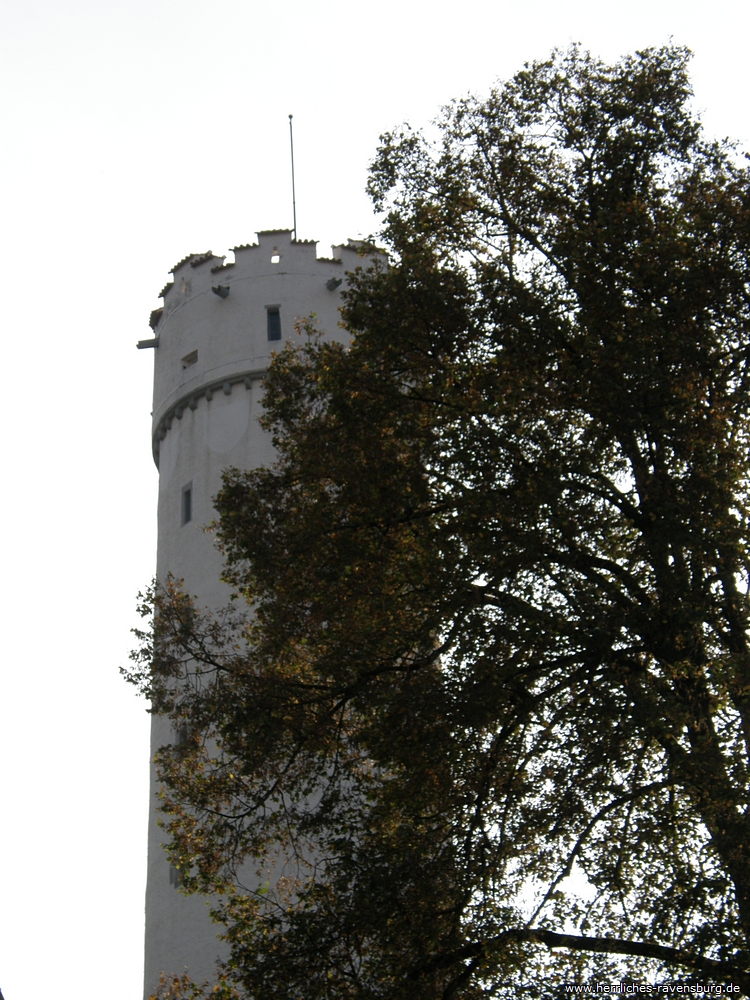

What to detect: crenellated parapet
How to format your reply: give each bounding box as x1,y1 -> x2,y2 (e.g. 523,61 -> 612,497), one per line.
146,231 -> 371,329
142,230 -> 379,468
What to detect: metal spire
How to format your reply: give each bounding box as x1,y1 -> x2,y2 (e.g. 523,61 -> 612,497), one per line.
289,114 -> 297,241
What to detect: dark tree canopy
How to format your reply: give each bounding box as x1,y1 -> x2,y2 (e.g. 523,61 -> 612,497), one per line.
129,45 -> 750,998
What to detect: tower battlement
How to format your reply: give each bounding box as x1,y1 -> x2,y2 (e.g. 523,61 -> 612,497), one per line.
152,231 -> 368,321
144,231 -> 374,469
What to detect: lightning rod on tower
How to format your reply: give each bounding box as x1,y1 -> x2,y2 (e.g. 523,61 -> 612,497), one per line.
289,114 -> 297,241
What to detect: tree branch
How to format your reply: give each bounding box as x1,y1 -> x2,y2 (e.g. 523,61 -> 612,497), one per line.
432,928 -> 750,995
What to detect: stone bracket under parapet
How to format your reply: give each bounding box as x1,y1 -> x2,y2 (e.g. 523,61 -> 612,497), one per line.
152,367 -> 267,468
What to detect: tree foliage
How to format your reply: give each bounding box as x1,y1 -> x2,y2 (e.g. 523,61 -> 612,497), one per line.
129,45 -> 750,997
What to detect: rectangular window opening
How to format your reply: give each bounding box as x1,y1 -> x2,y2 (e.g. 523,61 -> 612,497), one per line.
266,305 -> 281,341
182,350 -> 198,369
181,483 -> 192,525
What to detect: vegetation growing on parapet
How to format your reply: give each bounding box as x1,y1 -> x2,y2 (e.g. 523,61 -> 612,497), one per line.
128,44 -> 750,998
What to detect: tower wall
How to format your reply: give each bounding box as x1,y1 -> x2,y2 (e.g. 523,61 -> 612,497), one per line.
143,230 -> 364,997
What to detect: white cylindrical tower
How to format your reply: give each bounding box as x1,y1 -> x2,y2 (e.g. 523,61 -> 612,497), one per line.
141,230 -> 363,998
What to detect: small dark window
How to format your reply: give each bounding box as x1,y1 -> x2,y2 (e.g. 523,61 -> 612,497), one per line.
182,350 -> 198,369
181,483 -> 192,525
267,306 -> 281,341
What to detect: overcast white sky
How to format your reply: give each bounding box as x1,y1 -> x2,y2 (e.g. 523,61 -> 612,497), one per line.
0,2 -> 747,998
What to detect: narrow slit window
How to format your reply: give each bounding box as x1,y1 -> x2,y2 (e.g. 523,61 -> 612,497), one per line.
181,483 -> 192,525
266,306 -> 281,341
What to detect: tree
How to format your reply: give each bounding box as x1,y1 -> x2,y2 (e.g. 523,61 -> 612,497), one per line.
129,45 -> 750,997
